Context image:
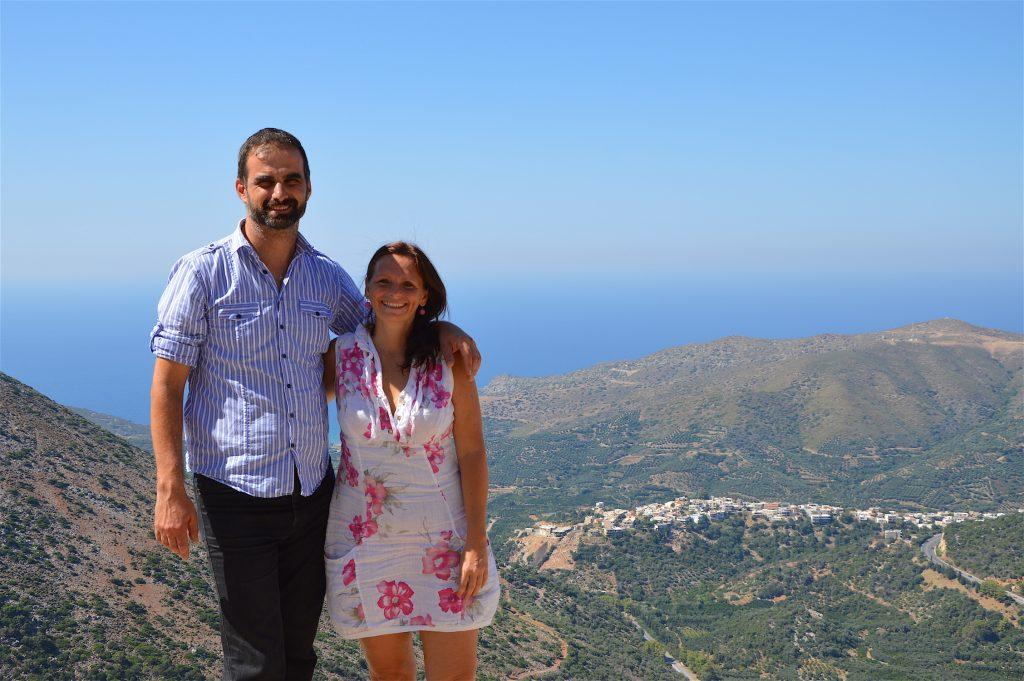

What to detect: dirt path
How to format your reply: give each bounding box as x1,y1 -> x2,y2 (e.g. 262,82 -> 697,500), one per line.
509,608 -> 570,680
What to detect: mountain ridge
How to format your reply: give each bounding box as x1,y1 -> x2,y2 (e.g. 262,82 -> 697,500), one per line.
481,317 -> 1023,513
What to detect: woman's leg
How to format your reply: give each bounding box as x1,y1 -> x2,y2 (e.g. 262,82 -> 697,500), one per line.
420,629 -> 478,681
360,632 -> 416,681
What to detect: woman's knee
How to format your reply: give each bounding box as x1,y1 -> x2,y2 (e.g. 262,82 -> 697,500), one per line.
362,633 -> 416,681
427,672 -> 476,681
368,665 -> 416,681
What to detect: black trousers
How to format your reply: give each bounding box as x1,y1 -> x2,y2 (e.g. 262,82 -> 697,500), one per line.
195,466 -> 335,681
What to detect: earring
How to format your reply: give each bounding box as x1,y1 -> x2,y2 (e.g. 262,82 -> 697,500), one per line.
418,307 -> 426,316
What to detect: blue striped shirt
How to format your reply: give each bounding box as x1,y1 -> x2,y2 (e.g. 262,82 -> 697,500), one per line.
150,221 -> 364,497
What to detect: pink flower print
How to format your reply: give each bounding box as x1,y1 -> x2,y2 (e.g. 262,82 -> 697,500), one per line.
409,614 -> 434,627
366,357 -> 379,400
363,421 -> 373,440
401,445 -> 412,458
424,439 -> 445,474
415,362 -> 447,409
364,475 -> 388,519
355,603 -> 365,622
423,362 -> 451,408
340,439 -> 359,487
342,559 -> 356,586
422,542 -> 461,581
349,514 -> 378,544
438,587 -> 463,614
376,580 -> 415,620
431,385 -> 451,409
378,407 -> 392,432
441,530 -> 453,542
338,345 -> 366,395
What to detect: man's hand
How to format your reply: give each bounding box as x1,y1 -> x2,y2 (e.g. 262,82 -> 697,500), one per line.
437,321 -> 482,378
154,486 -> 199,560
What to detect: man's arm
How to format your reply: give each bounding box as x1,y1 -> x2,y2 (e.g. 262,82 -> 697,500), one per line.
436,321 -> 482,378
322,338 -> 337,401
151,357 -> 199,560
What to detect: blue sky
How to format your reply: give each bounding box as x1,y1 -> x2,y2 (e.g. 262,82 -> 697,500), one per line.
1,2 -> 1022,419
3,1 -> 1020,282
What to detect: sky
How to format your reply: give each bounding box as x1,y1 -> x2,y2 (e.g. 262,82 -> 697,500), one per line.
2,1 -> 1022,422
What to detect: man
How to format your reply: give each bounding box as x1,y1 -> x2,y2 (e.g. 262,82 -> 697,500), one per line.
150,128 -> 479,680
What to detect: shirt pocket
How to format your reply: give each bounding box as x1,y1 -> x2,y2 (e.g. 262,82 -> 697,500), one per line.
214,302 -> 266,348
216,302 -> 262,323
298,299 -> 332,354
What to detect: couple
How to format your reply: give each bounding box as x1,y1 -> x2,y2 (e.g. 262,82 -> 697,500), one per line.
150,128 -> 499,680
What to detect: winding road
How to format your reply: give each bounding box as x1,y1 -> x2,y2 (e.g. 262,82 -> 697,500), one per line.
623,612 -> 700,680
922,533 -> 1024,608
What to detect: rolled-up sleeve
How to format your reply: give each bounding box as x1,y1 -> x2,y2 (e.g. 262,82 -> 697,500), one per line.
150,258 -> 208,367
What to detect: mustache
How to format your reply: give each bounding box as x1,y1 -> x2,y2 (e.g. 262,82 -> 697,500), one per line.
263,199 -> 298,211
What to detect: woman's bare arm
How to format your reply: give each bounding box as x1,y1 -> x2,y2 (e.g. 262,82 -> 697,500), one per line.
450,358 -> 489,600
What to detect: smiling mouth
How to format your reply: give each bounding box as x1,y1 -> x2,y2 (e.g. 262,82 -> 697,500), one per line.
381,301 -> 408,310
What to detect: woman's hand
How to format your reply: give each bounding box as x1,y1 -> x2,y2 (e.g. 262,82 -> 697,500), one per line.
457,538 -> 489,601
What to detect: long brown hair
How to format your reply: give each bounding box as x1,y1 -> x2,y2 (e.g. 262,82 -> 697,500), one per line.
364,242 -> 448,370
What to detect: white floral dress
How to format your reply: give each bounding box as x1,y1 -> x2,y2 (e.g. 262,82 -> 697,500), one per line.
324,325 -> 500,638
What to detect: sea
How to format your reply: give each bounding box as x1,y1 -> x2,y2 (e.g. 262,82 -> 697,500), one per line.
2,273 -> 1021,427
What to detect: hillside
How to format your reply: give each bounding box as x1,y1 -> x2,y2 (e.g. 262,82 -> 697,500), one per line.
71,406 -> 154,452
0,373 -> 223,677
0,373 -> 671,679
944,513 -> 1024,585
565,514 -> 1024,680
483,319 -> 1024,515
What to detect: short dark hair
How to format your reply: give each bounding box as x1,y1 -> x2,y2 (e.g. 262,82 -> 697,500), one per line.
237,128 -> 310,182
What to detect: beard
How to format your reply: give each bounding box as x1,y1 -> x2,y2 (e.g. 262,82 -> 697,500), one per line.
247,196 -> 307,231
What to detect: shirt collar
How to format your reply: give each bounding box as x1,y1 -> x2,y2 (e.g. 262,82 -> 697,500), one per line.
230,219 -> 313,257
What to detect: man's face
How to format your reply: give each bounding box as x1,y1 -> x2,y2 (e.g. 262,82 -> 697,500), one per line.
236,145 -> 311,231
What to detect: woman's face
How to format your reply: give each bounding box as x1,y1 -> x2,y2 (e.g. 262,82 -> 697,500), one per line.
366,254 -> 429,327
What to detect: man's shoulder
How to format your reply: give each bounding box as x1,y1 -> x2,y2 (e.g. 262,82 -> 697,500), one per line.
174,234 -> 235,270
301,244 -> 359,292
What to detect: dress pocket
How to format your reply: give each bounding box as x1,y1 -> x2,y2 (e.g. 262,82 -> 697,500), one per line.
325,547 -> 367,632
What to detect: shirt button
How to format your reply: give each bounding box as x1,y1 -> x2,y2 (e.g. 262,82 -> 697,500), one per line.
289,413 -> 295,418
280,324 -> 285,329
290,443 -> 296,448
281,353 -> 287,358
262,269 -> 268,275
286,384 -> 292,389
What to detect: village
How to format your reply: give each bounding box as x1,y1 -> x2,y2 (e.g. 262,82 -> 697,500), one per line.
513,495 -> 1019,569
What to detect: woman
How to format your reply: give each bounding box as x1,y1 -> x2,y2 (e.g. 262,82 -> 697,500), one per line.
323,242 -> 499,680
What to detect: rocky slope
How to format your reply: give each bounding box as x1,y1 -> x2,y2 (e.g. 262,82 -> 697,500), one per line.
0,374 -> 582,679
